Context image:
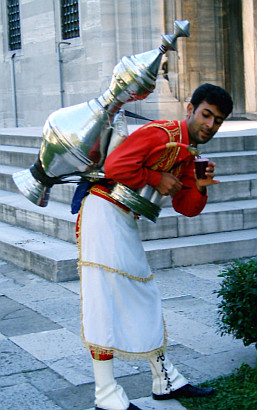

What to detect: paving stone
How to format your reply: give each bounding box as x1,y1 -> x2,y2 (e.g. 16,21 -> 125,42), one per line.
47,370 -> 170,409
154,268 -> 218,301
59,279 -> 80,295
119,372 -> 156,401
0,256 -> 257,408
172,361 -> 212,385
0,275 -> 12,288
0,372 -> 27,387
2,278 -> 78,305
180,262 -> 229,282
0,368 -> 72,393
0,278 -> 9,297
125,358 -> 152,374
46,382 -> 95,409
10,329 -> 85,362
24,368 -> 73,393
162,295 -> 218,327
0,295 -> 61,336
114,358 -> 143,377
0,332 -> 6,341
165,344 -> 218,384
59,317 -> 81,336
0,382 -> 62,409
25,295 -> 81,323
163,310 -> 243,355
0,339 -> 46,377
45,353 -> 95,386
0,260 -> 41,285
167,343 -> 204,364
121,396 -> 187,409
46,354 -> 142,386
183,344 -> 257,379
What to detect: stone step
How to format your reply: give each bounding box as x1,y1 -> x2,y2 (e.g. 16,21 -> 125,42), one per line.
0,220 -> 78,282
207,150 -> 257,175
0,164 -> 77,202
1,190 -> 257,242
0,165 -> 25,192
144,228 -> 257,269
0,165 -> 257,205
0,145 -> 38,168
0,219 -> 256,281
207,173 -> 257,202
200,127 -> 257,153
1,144 -> 257,177
161,172 -> 257,205
0,190 -> 77,244
0,122 -> 256,281
0,125 -> 257,152
139,198 -> 257,240
0,128 -> 43,148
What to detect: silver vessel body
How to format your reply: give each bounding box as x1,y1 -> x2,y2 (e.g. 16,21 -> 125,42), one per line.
12,20 -> 190,221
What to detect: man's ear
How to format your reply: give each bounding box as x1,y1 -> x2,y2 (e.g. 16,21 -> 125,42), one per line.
186,102 -> 194,118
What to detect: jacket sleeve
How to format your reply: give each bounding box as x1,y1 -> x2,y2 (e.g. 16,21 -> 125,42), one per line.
104,125 -> 165,189
172,160 -> 207,217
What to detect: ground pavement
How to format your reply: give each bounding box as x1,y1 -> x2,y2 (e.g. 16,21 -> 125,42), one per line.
0,257 -> 256,410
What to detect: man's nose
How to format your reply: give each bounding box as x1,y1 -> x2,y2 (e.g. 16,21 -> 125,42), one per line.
206,116 -> 215,128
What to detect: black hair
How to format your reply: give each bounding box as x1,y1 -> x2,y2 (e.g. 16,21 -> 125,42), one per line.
190,83 -> 233,117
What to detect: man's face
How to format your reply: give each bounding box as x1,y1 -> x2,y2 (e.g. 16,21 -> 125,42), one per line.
186,101 -> 226,146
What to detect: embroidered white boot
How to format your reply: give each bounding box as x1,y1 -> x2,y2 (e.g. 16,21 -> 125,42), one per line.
92,358 -> 136,410
148,352 -> 188,398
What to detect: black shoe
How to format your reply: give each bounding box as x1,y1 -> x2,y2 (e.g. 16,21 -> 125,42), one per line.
95,403 -> 141,410
152,383 -> 215,400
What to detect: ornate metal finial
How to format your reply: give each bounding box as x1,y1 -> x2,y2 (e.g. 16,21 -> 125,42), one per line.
160,19 -> 190,53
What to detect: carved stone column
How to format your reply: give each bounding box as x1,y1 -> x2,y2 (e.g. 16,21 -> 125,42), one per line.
242,0 -> 257,113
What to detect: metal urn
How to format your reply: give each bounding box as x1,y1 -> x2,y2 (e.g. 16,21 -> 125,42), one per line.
12,20 -> 190,219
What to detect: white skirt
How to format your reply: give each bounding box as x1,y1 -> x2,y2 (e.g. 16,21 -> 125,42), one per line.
78,194 -> 166,359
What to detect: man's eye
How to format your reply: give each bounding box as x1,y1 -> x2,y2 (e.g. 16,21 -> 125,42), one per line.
202,112 -> 209,118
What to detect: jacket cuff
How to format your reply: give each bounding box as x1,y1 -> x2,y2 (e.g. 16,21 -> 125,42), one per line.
146,169 -> 162,187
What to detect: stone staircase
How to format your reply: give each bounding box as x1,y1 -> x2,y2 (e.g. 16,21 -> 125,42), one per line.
0,123 -> 257,281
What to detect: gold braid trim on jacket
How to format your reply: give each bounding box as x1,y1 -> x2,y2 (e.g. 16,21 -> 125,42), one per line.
143,121 -> 182,172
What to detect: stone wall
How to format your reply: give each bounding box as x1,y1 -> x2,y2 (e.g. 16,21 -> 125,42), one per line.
0,0 -> 256,127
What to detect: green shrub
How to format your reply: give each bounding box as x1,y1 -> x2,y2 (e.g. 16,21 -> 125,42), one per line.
214,259 -> 257,347
179,363 -> 257,409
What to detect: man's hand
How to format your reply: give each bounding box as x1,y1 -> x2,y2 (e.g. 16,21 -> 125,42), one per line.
156,172 -> 183,196
195,161 -> 220,193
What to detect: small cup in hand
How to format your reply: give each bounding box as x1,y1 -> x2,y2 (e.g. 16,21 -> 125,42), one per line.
194,157 -> 209,179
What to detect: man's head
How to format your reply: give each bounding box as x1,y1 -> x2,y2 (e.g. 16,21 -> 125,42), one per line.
190,83 -> 233,117
186,83 -> 233,146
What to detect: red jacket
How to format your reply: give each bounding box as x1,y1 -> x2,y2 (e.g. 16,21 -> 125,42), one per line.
104,119 -> 207,217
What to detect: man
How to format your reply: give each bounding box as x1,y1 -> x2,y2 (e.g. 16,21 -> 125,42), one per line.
77,83 -> 233,410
